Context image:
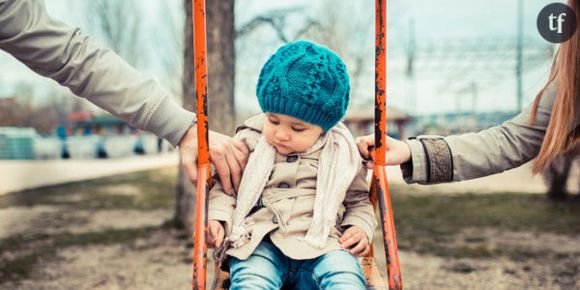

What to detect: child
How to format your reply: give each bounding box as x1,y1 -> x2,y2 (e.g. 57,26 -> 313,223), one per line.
207,40 -> 376,290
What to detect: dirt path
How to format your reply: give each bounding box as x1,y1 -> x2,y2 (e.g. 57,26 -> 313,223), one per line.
1,168 -> 578,289
4,217 -> 578,290
0,153 -> 179,195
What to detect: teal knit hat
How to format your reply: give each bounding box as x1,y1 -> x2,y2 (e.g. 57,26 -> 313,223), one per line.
256,40 -> 350,132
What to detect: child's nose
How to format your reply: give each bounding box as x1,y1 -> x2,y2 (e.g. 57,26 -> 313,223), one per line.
275,129 -> 290,141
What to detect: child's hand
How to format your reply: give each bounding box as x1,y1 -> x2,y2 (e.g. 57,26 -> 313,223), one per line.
339,225 -> 370,256
207,220 -> 225,248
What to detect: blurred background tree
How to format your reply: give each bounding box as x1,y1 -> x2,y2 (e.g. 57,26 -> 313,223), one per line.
175,0 -> 236,234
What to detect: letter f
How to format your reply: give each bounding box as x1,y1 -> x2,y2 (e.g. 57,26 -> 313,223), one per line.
557,13 -> 567,34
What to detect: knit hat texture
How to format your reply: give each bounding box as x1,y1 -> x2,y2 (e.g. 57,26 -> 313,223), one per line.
256,40 -> 350,132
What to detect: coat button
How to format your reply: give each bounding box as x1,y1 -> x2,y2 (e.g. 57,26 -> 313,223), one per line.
286,155 -> 298,162
277,182 -> 291,188
272,215 -> 278,224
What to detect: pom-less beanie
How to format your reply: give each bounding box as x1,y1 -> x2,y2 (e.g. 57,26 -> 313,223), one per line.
256,40 -> 350,132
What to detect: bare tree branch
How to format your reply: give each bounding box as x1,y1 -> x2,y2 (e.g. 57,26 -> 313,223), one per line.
86,0 -> 143,68
236,7 -> 321,43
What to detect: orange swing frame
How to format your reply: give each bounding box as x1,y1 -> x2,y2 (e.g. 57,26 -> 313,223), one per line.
191,0 -> 402,289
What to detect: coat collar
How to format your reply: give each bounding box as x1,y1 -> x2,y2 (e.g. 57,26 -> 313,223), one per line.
235,113 -> 265,134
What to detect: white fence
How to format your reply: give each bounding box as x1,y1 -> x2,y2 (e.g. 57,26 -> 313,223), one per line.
1,127 -> 173,160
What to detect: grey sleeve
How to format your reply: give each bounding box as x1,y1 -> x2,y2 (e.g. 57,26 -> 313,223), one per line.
0,0 -> 195,146
403,86 -> 560,184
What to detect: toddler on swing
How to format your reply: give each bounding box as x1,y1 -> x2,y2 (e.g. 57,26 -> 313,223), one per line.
207,40 -> 377,290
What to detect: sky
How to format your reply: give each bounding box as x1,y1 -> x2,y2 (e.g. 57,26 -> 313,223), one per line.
234,0 -> 560,115
0,0 -> 567,115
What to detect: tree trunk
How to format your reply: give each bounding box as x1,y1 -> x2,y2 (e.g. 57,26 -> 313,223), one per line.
545,158 -> 572,200
543,152 -> 576,200
175,0 -> 236,235
207,0 -> 236,134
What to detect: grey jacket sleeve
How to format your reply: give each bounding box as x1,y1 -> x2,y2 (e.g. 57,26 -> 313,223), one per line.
402,85 -> 573,184
0,0 -> 195,146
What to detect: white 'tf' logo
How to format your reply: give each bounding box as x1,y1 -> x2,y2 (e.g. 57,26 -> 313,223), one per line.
548,13 -> 567,34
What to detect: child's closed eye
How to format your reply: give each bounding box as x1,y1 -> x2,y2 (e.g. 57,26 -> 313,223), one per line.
268,117 -> 280,125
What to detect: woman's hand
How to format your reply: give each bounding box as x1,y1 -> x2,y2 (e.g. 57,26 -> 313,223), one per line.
340,225 -> 371,256
179,126 -> 249,195
355,134 -> 411,168
207,220 -> 225,248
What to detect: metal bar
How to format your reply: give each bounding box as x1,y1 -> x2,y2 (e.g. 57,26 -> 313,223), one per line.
374,168 -> 402,290
375,0 -> 403,289
374,0 -> 387,165
367,176 -> 378,258
193,166 -> 210,290
192,0 -> 211,289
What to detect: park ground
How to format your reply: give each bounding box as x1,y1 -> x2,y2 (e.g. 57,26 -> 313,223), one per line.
0,167 -> 579,290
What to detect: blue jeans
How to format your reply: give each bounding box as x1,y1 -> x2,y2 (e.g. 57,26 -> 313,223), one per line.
228,240 -> 366,290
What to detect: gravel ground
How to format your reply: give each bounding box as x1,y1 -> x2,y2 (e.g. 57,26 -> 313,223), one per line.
1,168 -> 578,290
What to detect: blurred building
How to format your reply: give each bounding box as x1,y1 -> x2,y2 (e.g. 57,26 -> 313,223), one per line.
414,111 -> 519,135
0,127 -> 37,160
0,97 -> 17,110
344,107 -> 412,139
62,113 -> 136,137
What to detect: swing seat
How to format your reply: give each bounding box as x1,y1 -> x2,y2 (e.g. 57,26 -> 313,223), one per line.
212,256 -> 387,290
361,256 -> 389,290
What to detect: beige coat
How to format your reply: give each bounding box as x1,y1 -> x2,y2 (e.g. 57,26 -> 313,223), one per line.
208,114 -> 377,261
0,0 -> 195,146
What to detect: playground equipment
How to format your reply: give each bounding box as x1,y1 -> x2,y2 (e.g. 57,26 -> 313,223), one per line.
191,0 -> 402,289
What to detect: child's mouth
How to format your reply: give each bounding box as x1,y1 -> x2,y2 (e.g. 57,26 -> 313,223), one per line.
274,144 -> 292,155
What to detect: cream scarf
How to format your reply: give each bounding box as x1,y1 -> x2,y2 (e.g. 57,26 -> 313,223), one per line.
226,122 -> 360,249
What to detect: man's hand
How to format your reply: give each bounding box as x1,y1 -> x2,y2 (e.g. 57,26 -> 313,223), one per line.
207,220 -> 225,248
178,126 -> 250,195
208,130 -> 249,195
339,225 -> 371,256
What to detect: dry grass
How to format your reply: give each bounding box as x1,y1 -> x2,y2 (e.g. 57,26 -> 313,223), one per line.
1,169 -> 579,289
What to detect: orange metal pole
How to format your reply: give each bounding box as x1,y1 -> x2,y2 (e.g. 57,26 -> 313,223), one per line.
192,0 -> 211,289
375,0 -> 403,289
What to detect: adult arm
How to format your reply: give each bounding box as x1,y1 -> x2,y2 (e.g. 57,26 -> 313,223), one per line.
403,85 -> 566,184
0,0 -> 250,193
0,0 -> 194,146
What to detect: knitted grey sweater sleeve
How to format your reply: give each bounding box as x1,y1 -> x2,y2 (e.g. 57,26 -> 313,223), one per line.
0,0 -> 195,146
402,85 -> 577,184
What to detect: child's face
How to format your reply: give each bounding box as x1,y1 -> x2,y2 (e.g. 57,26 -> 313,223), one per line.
263,113 -> 323,155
